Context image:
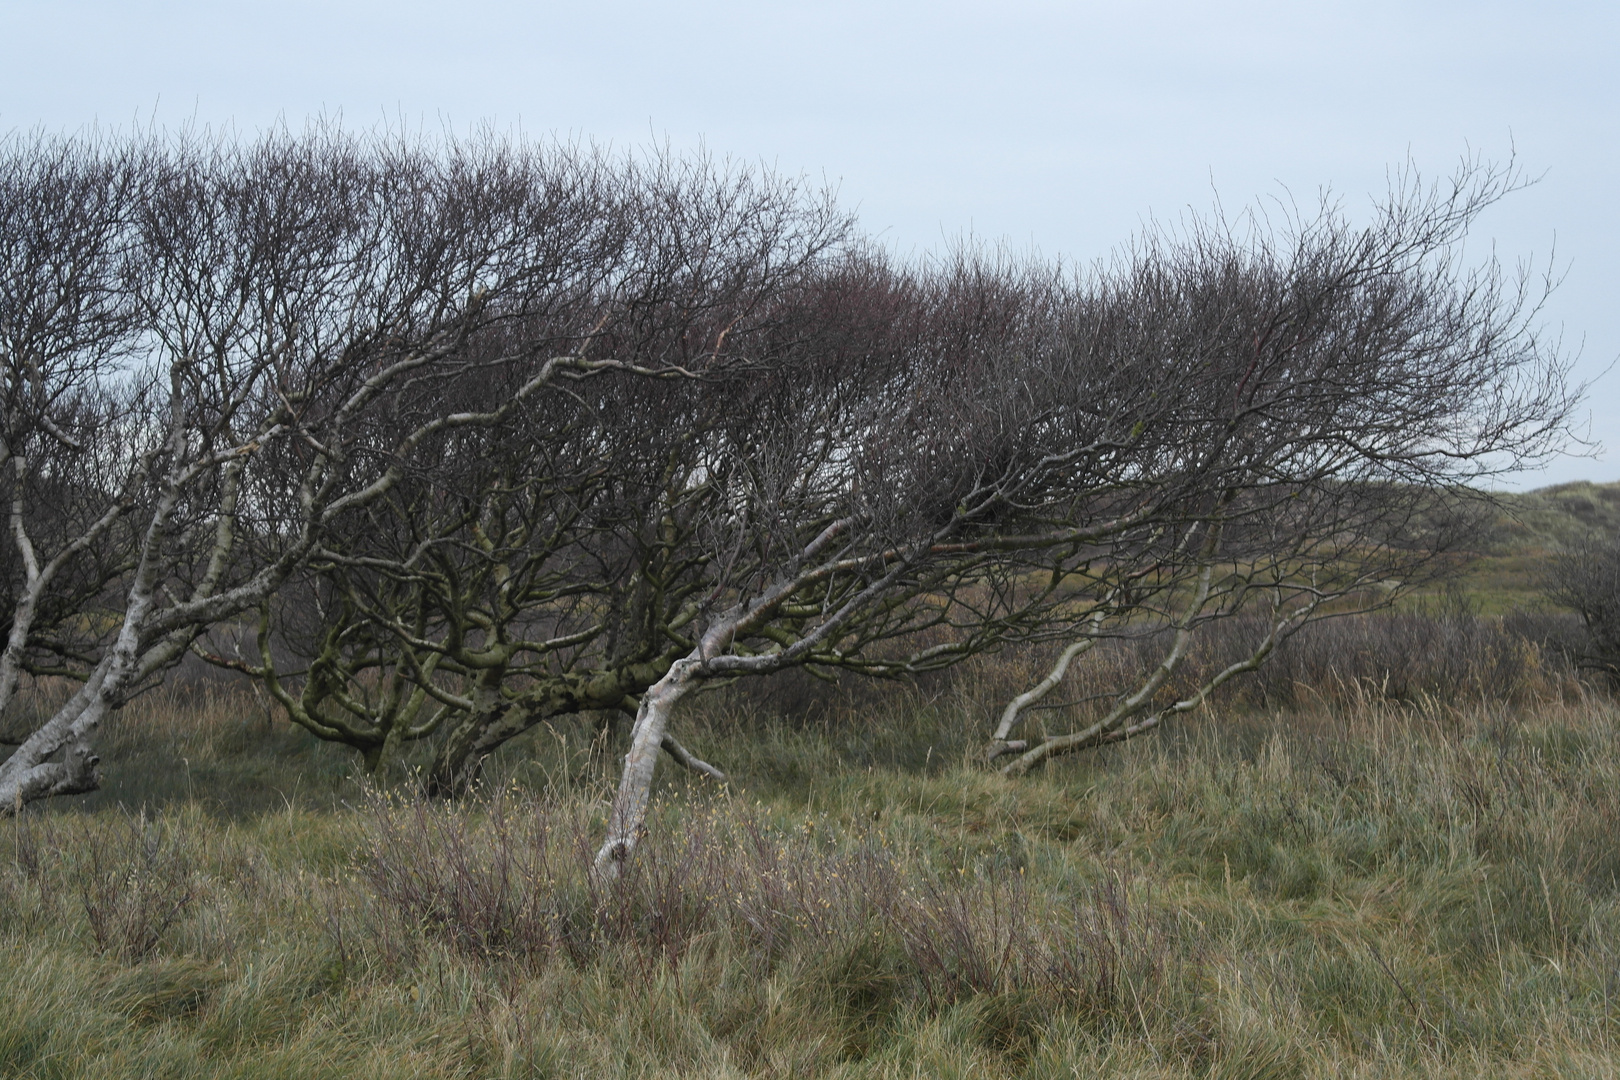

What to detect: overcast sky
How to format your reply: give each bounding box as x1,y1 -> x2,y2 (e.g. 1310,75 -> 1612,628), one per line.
4,1 -> 1615,487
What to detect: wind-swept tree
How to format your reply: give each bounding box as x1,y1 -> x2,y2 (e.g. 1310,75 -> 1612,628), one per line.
3,130 -> 1566,849
236,157 -> 1572,873
984,163 -> 1572,772
197,154 -> 858,790
583,160 -> 1573,869
0,127 -> 846,811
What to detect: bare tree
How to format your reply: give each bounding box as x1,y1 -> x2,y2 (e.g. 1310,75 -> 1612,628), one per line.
584,159 -> 1573,869
0,134 -> 154,780
196,154 -> 857,789
0,127 -> 845,812
253,249 -> 1125,820
256,157 -> 1569,872
985,160 -> 1573,773
5,130 -> 1564,851
1543,534 -> 1620,683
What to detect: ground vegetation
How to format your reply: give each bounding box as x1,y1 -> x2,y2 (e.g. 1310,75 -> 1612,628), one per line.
0,610 -> 1613,1077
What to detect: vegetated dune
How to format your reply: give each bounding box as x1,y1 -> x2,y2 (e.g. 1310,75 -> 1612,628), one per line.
1492,480 -> 1620,549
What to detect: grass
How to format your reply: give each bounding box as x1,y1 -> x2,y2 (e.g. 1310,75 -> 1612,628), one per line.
3,623 -> 1620,1077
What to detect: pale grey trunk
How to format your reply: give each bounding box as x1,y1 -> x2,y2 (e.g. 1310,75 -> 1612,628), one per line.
593,655 -> 702,872
589,516 -> 884,872
984,637 -> 1097,761
0,661 -> 112,808
0,444 -> 142,721
999,558 -> 1217,777
0,407 -> 190,813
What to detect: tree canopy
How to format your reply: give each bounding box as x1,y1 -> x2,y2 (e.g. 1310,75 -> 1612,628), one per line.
0,130 -> 1576,861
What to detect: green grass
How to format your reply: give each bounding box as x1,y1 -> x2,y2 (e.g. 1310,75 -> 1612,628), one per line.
3,660 -> 1620,1077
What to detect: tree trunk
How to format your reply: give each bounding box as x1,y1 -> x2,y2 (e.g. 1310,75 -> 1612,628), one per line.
0,664 -> 112,811
593,655 -> 702,873
425,671 -> 631,796
984,637 -> 1096,761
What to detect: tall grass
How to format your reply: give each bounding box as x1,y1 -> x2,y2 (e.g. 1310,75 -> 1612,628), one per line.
0,612 -> 1615,1076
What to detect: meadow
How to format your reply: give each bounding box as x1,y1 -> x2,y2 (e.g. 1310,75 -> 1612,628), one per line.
0,604 -> 1617,1079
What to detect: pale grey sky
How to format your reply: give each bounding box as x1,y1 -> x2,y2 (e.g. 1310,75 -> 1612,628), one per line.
4,0 -> 1615,486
